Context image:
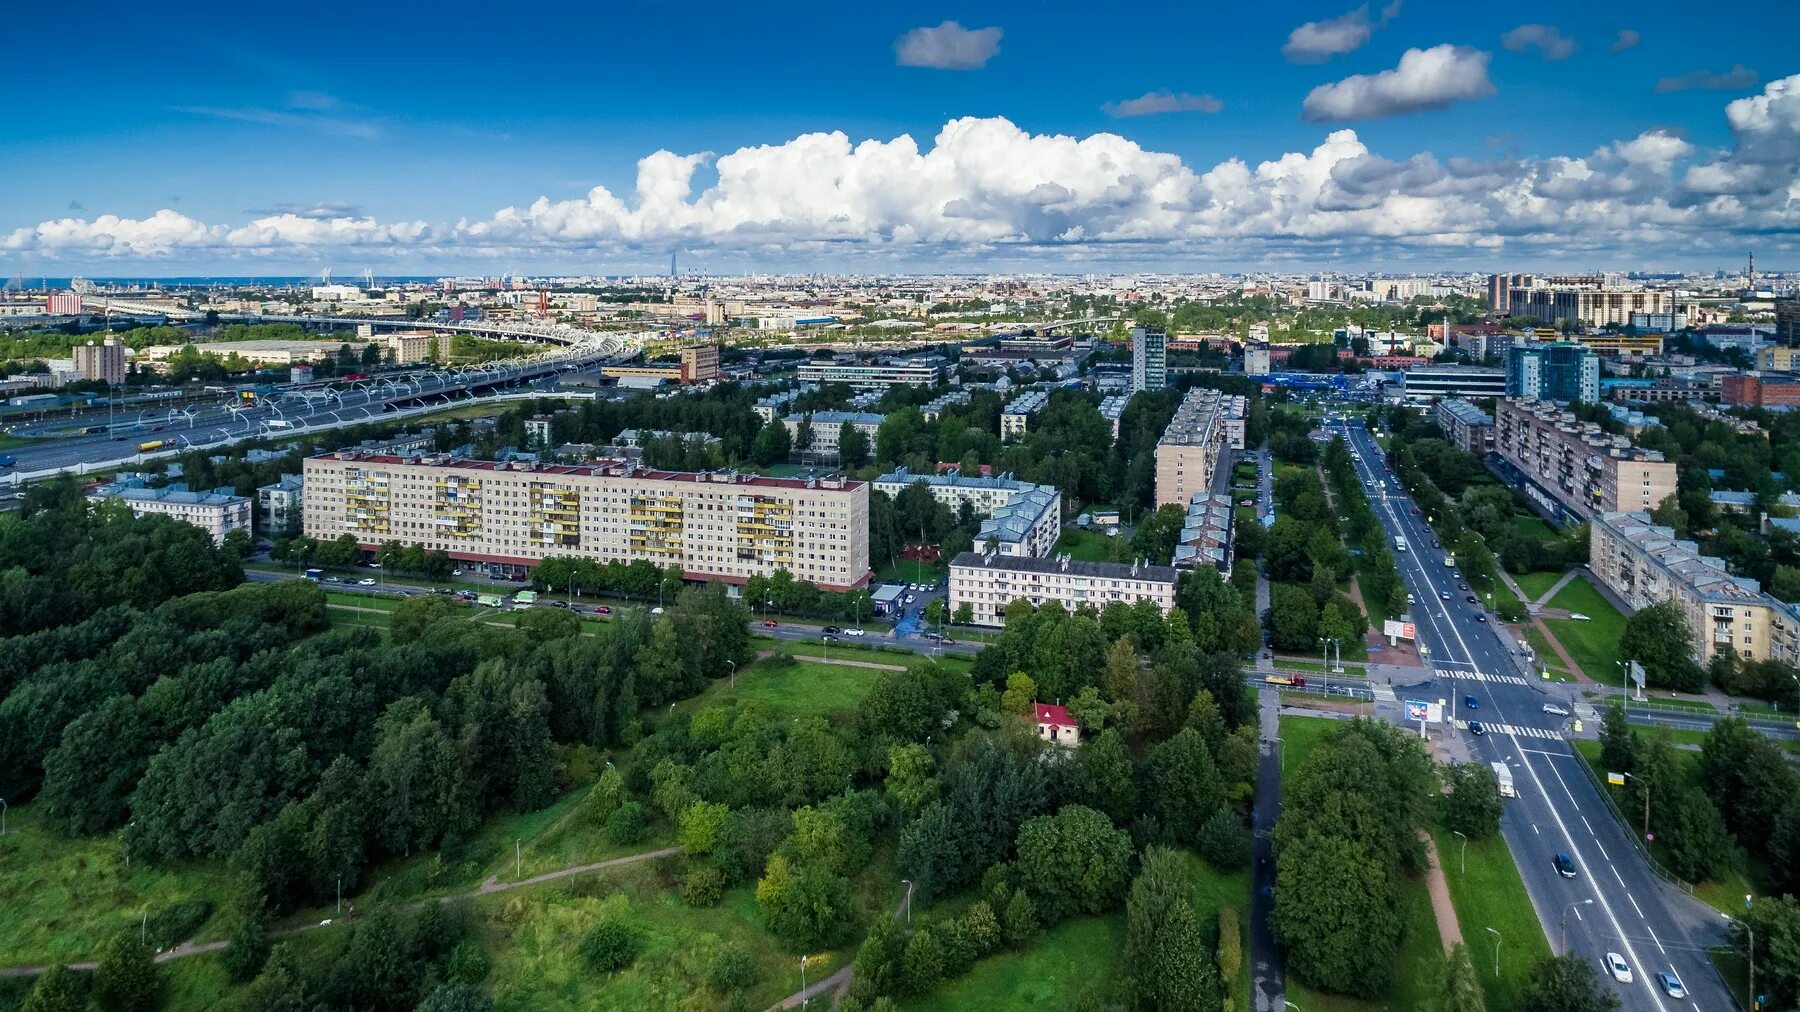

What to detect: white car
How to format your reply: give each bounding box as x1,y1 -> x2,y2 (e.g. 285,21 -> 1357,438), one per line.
844,628 -> 867,637
1605,952 -> 1633,984
357,578 -> 376,587
905,594 -> 915,604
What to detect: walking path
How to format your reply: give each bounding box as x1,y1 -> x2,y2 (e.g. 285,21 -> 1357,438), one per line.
0,846 -> 681,978
1495,567 -> 1533,609
775,888 -> 911,1008
1249,686 -> 1285,1012
1419,830 -> 1464,952
1527,615 -> 1587,682
1531,568 -> 1581,607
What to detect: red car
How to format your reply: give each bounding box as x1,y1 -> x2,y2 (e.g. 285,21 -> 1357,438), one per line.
761,619 -> 779,628
595,605 -> 612,615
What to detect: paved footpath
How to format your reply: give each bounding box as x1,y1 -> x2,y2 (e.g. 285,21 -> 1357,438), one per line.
1250,686 -> 1285,1012
1419,830 -> 1464,952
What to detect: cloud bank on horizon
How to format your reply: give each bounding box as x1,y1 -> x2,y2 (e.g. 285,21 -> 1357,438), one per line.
9,74 -> 1799,270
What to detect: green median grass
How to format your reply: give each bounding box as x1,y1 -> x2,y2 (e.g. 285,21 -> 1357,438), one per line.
1509,514 -> 1559,544
1430,825 -> 1551,1010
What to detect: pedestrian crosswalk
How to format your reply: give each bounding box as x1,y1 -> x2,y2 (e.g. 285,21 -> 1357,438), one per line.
1455,720 -> 1562,740
1439,669 -> 1530,686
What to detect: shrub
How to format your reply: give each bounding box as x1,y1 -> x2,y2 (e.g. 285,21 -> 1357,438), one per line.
220,917 -> 271,983
1196,808 -> 1251,871
962,900 -> 1001,956
580,920 -> 642,973
605,801 -> 651,846
707,945 -> 758,994
144,898 -> 214,950
682,866 -> 726,907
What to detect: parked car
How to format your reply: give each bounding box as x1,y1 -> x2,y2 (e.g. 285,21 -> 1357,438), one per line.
357,578 -> 376,587
1605,953 -> 1633,984
844,627 -> 866,637
1554,853 -> 1577,878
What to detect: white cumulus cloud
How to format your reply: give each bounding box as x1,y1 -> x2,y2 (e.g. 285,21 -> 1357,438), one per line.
1501,24 -> 1576,60
1302,45 -> 1497,122
10,75 -> 1800,269
1103,91 -> 1224,118
894,21 -> 1002,70
1282,2 -> 1401,63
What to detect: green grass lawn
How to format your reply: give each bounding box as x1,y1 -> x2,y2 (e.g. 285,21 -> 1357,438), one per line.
1516,623 -> 1572,679
1513,569 -> 1567,602
325,590 -> 400,610
1056,527 -> 1127,563
905,913 -> 1126,1011
0,804 -> 240,966
875,560 -> 943,587
1542,576 -> 1625,682
680,657 -> 894,722
1630,694 -> 1718,713
1510,514 -> 1559,544
1429,825 -> 1551,1010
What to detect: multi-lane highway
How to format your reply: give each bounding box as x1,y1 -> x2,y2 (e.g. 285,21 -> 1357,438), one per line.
0,340 -> 636,480
1340,420 -> 1730,1012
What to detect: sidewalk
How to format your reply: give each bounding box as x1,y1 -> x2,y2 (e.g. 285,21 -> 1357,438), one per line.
1419,831 -> 1464,952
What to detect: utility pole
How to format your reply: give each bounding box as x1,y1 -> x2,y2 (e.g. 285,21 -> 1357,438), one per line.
1560,899 -> 1593,952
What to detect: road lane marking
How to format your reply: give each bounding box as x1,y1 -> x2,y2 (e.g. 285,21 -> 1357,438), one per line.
1581,815 -> 1596,836
1629,894 -> 1645,918
1647,926 -> 1666,955
1612,866 -> 1627,888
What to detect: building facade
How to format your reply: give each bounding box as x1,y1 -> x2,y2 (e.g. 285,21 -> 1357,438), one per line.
1508,286 -> 1674,328
1589,512 -> 1800,666
302,452 -> 872,590
783,411 -> 884,461
73,338 -> 126,385
1154,388 -> 1248,507
89,480 -> 253,545
1131,327 -> 1168,393
795,361 -> 941,389
948,551 -> 1178,627
1244,343 -> 1271,377
1492,399 -> 1677,524
679,343 -> 722,384
1507,342 -> 1600,403
1434,398 -> 1495,454
875,466 -> 1061,558
1399,366 -> 1507,402
1001,390 -> 1049,440
257,474 -> 304,536
1722,373 -> 1800,408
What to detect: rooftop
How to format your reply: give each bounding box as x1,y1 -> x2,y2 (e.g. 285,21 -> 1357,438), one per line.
309,451 -> 864,491
1597,511 -> 1776,605
950,550 -> 1178,584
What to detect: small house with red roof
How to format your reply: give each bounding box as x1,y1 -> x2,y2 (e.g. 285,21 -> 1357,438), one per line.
1034,702 -> 1080,747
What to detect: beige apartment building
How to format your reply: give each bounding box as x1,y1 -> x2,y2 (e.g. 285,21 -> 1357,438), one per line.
1493,399 -> 1676,524
1590,512 -> 1800,666
1154,388 -> 1247,507
73,338 -> 126,385
302,452 -> 871,591
948,551 -> 1178,627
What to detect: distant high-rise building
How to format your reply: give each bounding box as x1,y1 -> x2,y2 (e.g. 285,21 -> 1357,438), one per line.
73,338 -> 125,385
1776,298 -> 1799,346
1131,327 -> 1167,393
1506,342 -> 1599,403
1244,343 -> 1271,377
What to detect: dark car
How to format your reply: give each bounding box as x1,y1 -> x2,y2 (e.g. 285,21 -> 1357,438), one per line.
822,626 -> 841,635
1464,695 -> 1478,710
1554,853 -> 1577,878
821,634 -> 840,643
1466,594 -> 1478,603
1475,615 -> 1487,623
1468,721 -> 1485,736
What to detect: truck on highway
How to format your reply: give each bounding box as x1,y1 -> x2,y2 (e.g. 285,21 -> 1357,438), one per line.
513,590 -> 539,608
1394,535 -> 1408,552
1490,761 -> 1515,798
265,419 -> 295,429
477,594 -> 505,608
304,568 -> 324,582
138,440 -> 165,453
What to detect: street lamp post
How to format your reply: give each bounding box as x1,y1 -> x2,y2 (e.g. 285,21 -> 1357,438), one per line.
1484,926 -> 1501,977
729,660 -> 737,689
1560,899 -> 1594,952
1274,736 -> 1284,772
1452,830 -> 1467,876
800,954 -> 809,1008
901,879 -> 915,923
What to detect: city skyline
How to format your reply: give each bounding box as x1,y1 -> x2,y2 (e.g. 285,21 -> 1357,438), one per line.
4,1 -> 1796,274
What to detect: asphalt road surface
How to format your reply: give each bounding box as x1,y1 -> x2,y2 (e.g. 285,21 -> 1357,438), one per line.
1341,421 -> 1730,1012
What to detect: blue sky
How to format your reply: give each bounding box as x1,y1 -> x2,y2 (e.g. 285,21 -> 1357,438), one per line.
3,1 -> 1795,274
